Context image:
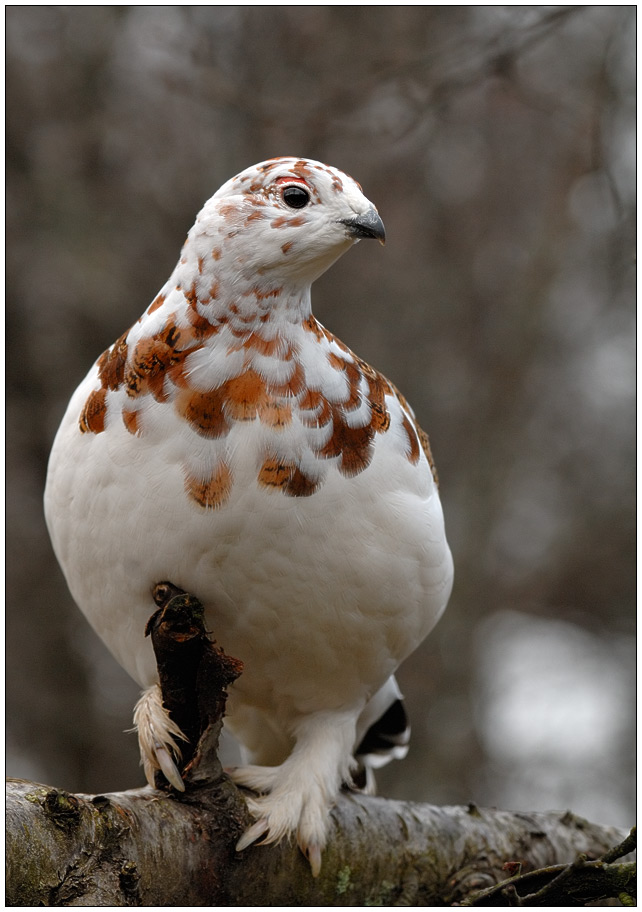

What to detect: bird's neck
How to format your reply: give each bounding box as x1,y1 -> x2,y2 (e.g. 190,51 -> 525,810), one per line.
168,238 -> 313,338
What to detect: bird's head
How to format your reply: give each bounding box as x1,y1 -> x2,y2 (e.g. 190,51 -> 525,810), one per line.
190,157 -> 385,288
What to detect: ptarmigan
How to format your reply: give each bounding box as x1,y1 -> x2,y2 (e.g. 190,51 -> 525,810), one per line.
44,157 -> 453,875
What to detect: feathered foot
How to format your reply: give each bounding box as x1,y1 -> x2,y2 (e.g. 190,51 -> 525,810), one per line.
133,683 -> 188,791
229,711 -> 357,876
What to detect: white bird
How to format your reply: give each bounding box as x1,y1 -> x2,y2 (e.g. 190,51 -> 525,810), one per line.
44,157 -> 453,875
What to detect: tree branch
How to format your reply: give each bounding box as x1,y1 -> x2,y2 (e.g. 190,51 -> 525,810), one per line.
6,778 -> 631,906
462,829 -> 636,906
7,586 -> 633,905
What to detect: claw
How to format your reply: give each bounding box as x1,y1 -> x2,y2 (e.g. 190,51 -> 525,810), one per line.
304,841 -> 322,878
236,818 -> 270,852
155,742 -> 185,792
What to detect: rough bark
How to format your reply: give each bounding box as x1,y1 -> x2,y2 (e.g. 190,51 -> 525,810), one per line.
5,775 -> 633,906
7,586 -> 633,905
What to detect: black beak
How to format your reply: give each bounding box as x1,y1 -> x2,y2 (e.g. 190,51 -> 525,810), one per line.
341,208 -> 386,244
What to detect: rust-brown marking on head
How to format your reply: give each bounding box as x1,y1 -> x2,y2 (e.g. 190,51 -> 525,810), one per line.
184,462 -> 233,510
258,160 -> 282,174
175,387 -> 230,438
281,241 -> 294,254
218,203 -> 238,222
287,163 -> 321,202
79,388 -> 107,434
244,210 -> 267,225
212,248 -> 222,261
271,215 -> 306,230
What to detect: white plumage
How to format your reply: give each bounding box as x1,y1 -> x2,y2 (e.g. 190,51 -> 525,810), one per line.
44,157 -> 453,874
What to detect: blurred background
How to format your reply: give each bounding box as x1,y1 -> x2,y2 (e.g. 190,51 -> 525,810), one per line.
6,7 -> 635,830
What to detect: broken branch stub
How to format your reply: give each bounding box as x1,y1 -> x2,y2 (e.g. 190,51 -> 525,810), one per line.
146,581 -> 244,785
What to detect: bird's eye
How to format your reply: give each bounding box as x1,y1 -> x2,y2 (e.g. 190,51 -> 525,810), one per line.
282,185 -> 310,209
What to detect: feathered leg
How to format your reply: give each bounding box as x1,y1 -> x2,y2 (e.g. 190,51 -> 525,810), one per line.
229,710 -> 358,876
133,683 -> 187,792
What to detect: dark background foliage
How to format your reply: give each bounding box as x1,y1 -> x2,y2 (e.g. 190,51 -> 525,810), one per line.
7,6 -> 635,827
